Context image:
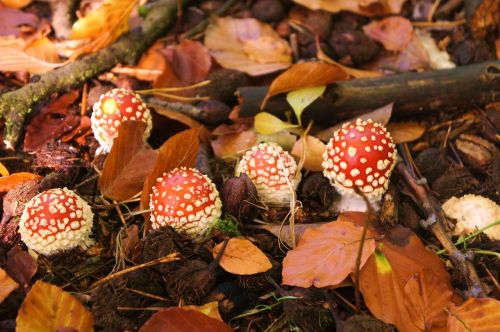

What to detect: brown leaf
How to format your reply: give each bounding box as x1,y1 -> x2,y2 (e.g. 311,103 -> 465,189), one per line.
0,45 -> 64,74
5,245 -> 37,288
112,41 -> 165,81
212,237 -> 273,275
210,129 -> 256,159
447,298 -> 500,332
205,17 -> 291,76
291,0 -> 406,16
470,0 -> 500,39
16,280 -> 94,332
363,17 -> 413,51
24,90 -> 81,152
164,39 -> 211,85
0,172 -> 41,193
263,62 -> 349,106
182,301 -> 223,321
121,224 -> 140,260
282,220 -> 376,288
291,135 -> 326,172
0,267 -> 18,304
140,128 -> 201,210
99,121 -> 158,201
404,269 -> 453,330
0,7 -> 38,37
140,307 -> 233,332
386,121 -> 426,144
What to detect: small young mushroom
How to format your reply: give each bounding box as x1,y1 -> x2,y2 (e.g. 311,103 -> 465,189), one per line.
91,88 -> 152,153
322,118 -> 397,211
150,167 -> 222,236
235,142 -> 300,207
18,188 -> 94,256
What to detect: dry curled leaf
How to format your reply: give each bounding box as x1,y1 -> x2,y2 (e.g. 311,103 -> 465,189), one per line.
140,307 -> 233,332
0,267 -> 18,304
282,219 -> 376,288
205,17 -> 291,76
447,297 -> 500,332
212,237 -> 273,275
16,280 -> 94,332
99,121 -> 158,201
386,121 -> 426,144
363,17 -> 413,51
0,172 -> 40,193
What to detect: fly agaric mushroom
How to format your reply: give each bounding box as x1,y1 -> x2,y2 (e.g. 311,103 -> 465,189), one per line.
18,188 -> 94,256
235,142 -> 300,206
322,118 -> 397,211
91,88 -> 152,153
150,167 -> 222,235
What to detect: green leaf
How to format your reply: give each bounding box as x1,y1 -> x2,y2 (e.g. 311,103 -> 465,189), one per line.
286,85 -> 326,125
254,112 -> 299,135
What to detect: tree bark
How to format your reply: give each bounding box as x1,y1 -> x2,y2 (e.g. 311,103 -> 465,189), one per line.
237,61 -> 500,123
0,0 -> 189,148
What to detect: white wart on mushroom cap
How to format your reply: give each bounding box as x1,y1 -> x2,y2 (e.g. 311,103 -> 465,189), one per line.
322,119 -> 397,210
235,142 -> 300,206
150,167 -> 222,235
18,188 -> 94,256
91,88 -> 152,153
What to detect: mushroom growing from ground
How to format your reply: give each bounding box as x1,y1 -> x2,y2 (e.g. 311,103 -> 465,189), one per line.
322,118 -> 397,211
91,88 -> 152,153
150,167 -> 222,236
18,188 -> 94,256
235,142 -> 300,207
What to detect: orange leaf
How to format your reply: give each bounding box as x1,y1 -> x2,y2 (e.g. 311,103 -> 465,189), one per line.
182,301 -> 223,321
140,307 -> 233,332
0,172 -> 41,193
363,17 -> 414,51
1,0 -> 32,9
282,220 -> 376,288
210,129 -> 257,159
386,121 -> 426,144
404,269 -> 453,330
16,280 -> 94,332
99,121 -> 158,201
0,267 -> 18,304
291,0 -> 406,16
212,237 -> 273,275
263,62 -> 349,106
140,128 -> 201,210
291,135 -> 326,172
447,298 -> 500,332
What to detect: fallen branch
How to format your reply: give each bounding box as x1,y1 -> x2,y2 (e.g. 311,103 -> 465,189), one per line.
0,0 -> 190,148
238,61 -> 500,123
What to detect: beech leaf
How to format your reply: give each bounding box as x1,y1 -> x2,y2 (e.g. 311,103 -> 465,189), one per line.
386,121 -> 426,144
447,298 -> 500,332
16,281 -> 94,332
286,85 -> 326,125
99,121 -> 158,201
254,112 -> 299,135
140,307 -> 233,332
140,128 -> 201,210
0,46 -> 64,74
0,172 -> 41,193
210,129 -> 256,159
291,0 -> 406,16
291,135 -> 326,172
182,301 -> 223,321
0,267 -> 18,304
282,220 -> 376,288
363,17 -> 414,51
212,237 -> 273,275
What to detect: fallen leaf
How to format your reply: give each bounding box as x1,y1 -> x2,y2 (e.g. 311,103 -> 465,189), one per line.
263,62 -> 349,106
416,30 -> 455,70
0,161 -> 8,176
24,90 -> 81,152
404,269 -> 453,330
254,112 -> 299,135
286,85 -> 326,125
140,128 -> 201,210
447,297 -> 500,332
0,267 -> 18,304
1,0 -> 31,9
212,237 -> 272,275
258,222 -> 323,247
291,135 -> 326,172
121,224 -> 140,260
182,301 -> 223,321
210,129 -> 257,159
282,220 -> 376,288
395,35 -> 430,71
205,17 -> 291,76
112,41 -> 166,81
99,121 -> 158,201
470,0 -> 500,39
291,0 -> 406,16
25,36 -> 61,63
154,104 -> 211,140
0,172 -> 40,193
16,281 -> 94,332
0,7 -> 38,37
140,307 -> 233,332
363,17 -> 413,51
386,121 -> 426,144
70,0 -> 138,57
5,245 -> 37,288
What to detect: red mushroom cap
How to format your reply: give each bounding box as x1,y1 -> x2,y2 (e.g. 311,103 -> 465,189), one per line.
18,188 -> 94,256
322,118 -> 397,200
235,142 -> 300,206
91,88 -> 152,152
150,167 -> 222,235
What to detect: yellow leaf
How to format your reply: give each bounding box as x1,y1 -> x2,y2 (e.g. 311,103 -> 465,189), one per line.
212,237 -> 273,275
0,268 -> 18,304
254,112 -> 299,135
1,0 -> 31,9
386,121 -> 426,144
286,85 -> 326,125
182,302 -> 223,321
0,162 -> 9,176
16,281 -> 94,332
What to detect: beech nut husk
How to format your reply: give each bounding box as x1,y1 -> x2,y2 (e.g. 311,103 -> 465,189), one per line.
221,174 -> 259,223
